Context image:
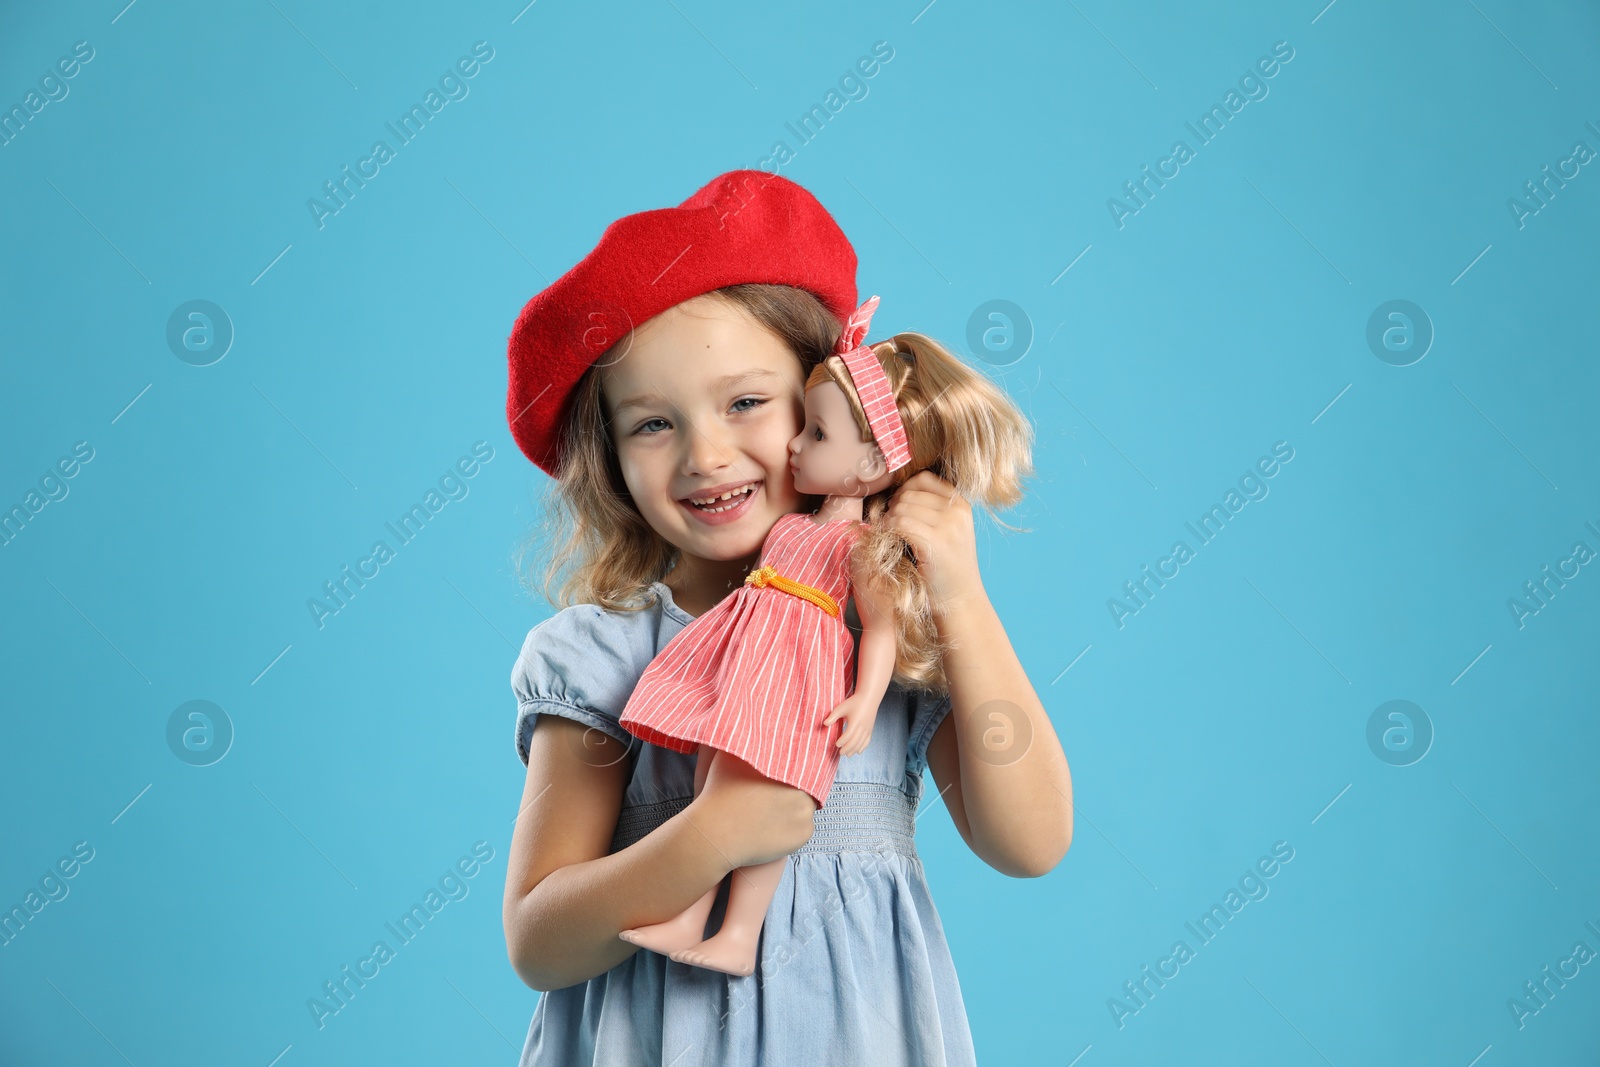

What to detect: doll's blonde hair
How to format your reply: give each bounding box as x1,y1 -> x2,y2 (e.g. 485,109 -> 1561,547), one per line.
805,333 -> 1034,691
518,284 -> 839,612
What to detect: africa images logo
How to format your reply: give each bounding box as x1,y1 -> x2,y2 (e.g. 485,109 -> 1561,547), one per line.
1107,441 -> 1295,628
307,442 -> 494,629
1108,841 -> 1296,1029
1106,41 -> 1296,229
306,42 -> 495,230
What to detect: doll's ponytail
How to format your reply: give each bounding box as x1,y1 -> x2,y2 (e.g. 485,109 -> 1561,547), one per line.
847,333 -> 1034,691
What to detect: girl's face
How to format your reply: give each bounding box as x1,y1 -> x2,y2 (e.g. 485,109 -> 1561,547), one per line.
787,380 -> 895,498
601,294 -> 807,565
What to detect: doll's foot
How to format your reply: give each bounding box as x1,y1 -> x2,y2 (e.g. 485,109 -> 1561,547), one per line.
619,910 -> 712,955
667,929 -> 759,977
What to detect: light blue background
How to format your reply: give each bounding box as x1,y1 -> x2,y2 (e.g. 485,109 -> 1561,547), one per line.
3,0 -> 1598,1063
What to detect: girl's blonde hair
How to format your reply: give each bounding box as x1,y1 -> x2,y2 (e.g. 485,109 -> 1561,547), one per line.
805,333 -> 1034,691
517,284 -> 840,612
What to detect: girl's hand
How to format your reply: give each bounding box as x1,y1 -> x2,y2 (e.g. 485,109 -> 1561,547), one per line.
884,470 -> 987,615
823,695 -> 878,757
693,751 -> 817,868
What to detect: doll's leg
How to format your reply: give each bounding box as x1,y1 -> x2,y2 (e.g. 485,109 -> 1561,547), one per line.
618,744 -> 723,954
667,854 -> 789,977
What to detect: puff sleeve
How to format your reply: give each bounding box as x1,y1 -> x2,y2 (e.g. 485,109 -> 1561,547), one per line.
510,602 -> 659,767
904,684 -> 953,780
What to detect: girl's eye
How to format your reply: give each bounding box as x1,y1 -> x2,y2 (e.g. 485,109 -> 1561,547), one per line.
730,396 -> 766,413
634,417 -> 670,435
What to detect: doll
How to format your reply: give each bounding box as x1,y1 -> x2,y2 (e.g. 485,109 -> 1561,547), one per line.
617,294 -> 1032,977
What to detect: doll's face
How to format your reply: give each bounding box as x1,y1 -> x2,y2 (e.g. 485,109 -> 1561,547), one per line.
787,381 -> 896,498
600,294 -> 808,565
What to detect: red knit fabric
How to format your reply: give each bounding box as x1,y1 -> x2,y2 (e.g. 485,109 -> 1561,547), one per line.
505,170 -> 859,476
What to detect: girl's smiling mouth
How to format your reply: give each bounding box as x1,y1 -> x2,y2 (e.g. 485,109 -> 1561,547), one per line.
678,479 -> 762,524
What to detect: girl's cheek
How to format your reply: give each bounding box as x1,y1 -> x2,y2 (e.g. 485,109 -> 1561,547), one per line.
776,414 -> 804,443
613,453 -> 650,499
783,396 -> 805,434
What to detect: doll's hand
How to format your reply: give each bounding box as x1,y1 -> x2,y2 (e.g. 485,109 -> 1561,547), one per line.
823,695 -> 878,757
883,471 -> 986,616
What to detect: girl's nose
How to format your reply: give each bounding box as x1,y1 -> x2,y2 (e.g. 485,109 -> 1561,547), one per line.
683,419 -> 734,474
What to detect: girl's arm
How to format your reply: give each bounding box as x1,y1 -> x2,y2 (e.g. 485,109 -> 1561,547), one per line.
885,472 -> 1073,879
503,717 -> 817,991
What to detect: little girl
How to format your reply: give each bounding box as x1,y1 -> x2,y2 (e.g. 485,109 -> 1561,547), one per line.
613,292 -> 1043,981
501,170 -> 1074,1066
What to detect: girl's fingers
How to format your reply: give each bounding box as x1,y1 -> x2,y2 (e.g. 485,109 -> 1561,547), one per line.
883,499 -> 940,524
888,492 -> 951,516
883,516 -> 936,556
890,499 -> 971,529
885,504 -> 935,530
890,476 -> 965,508
898,471 -> 952,497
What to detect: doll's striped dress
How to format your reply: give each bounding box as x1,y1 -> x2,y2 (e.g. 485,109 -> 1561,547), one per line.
618,512 -> 864,808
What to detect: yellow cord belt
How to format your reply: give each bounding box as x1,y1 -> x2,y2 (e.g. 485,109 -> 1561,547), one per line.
744,565 -> 840,617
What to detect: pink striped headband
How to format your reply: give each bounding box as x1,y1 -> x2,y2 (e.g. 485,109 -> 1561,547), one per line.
831,295 -> 911,472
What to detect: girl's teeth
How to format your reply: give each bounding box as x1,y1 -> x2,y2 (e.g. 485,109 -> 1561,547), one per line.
691,485 -> 754,510
702,493 -> 747,512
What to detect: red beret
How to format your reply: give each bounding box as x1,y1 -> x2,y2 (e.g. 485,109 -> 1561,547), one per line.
505,170 -> 858,476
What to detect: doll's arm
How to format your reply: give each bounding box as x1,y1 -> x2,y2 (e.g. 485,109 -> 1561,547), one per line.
823,564 -> 896,756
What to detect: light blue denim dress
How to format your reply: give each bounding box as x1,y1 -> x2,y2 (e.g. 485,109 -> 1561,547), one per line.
511,581 -> 977,1066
